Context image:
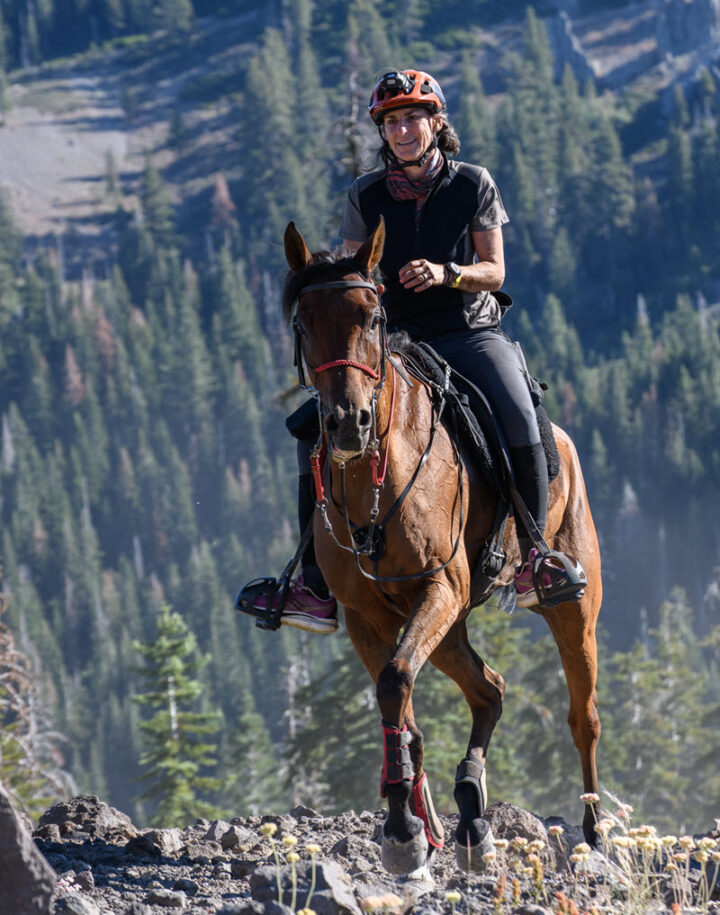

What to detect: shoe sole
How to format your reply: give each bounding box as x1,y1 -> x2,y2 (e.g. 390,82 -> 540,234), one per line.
516,589 -> 540,609
280,613 -> 339,634
516,586 -> 586,609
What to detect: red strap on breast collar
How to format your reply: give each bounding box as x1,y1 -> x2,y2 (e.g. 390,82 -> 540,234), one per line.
310,443 -> 327,503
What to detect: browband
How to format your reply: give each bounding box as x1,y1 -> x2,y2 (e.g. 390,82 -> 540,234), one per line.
299,280 -> 379,296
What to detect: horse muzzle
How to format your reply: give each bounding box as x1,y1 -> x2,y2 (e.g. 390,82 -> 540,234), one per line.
324,403 -> 372,461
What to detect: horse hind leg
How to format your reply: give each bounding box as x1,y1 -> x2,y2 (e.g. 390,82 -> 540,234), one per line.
453,756 -> 495,872
429,619 -> 504,872
545,610 -> 601,846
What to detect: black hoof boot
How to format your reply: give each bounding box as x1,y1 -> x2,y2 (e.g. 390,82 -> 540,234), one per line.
453,757 -> 494,873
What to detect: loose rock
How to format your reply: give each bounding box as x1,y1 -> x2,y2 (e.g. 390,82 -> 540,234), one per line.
145,887 -> 187,907
38,795 -> 136,842
0,781 -> 56,915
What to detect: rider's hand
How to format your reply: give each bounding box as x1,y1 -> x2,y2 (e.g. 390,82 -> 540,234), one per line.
399,259 -> 442,292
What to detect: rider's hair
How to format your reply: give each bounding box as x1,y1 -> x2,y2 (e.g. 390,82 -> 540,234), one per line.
376,113 -> 461,167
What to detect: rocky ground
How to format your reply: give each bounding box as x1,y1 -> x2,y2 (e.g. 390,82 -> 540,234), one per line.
27,795 -> 720,915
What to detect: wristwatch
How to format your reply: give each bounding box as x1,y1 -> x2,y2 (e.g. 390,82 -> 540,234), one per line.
444,262 -> 462,288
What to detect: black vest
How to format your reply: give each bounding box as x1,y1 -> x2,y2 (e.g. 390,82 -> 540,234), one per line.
353,160 -> 502,338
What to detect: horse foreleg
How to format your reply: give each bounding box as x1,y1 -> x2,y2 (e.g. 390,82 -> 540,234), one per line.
344,609 -> 428,872
375,658 -> 432,873
544,606 -> 601,846
370,583 -> 462,874
429,618 -> 505,870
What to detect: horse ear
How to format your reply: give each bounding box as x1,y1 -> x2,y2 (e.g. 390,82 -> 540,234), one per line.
353,216 -> 385,273
284,221 -> 313,272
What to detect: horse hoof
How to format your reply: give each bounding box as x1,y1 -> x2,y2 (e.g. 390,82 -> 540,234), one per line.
381,818 -> 429,875
454,819 -> 494,873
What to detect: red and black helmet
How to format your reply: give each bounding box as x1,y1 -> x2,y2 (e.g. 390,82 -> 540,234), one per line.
368,69 -> 446,125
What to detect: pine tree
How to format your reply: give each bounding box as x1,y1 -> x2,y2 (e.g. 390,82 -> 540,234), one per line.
140,154 -> 176,251
603,590 -> 709,832
664,125 -> 694,257
133,603 -> 223,826
224,689 -> 284,817
0,559 -> 75,818
455,52 -> 496,171
284,637 -> 380,812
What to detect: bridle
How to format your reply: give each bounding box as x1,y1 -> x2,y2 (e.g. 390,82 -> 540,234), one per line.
293,276 -> 392,511
293,279 -> 384,388
292,276 -> 465,587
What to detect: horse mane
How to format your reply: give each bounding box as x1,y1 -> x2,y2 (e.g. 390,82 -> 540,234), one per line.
281,251 -> 372,324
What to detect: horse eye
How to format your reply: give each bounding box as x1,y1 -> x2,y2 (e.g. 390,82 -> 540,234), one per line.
294,316 -> 308,337
371,313 -> 383,330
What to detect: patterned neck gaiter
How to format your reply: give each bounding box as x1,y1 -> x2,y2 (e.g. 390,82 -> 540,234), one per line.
385,150 -> 444,201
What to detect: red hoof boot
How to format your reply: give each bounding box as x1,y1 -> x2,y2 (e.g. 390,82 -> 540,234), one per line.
254,574 -> 338,634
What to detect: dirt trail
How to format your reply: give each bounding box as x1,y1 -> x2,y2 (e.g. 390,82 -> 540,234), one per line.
0,71 -> 134,238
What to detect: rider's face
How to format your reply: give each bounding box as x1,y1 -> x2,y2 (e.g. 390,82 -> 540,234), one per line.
382,106 -> 440,162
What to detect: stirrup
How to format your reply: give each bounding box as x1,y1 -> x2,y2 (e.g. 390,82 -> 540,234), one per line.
235,517 -> 315,632
234,577 -> 287,631
532,550 -> 587,608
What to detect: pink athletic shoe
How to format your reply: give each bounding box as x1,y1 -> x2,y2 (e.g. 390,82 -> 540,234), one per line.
514,548 -> 545,608
253,574 -> 338,634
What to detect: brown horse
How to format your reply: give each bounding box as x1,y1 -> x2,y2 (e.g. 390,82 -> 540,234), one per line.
283,218 -> 602,876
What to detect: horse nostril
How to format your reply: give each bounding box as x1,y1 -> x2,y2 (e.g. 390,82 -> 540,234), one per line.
358,409 -> 372,429
325,414 -> 339,433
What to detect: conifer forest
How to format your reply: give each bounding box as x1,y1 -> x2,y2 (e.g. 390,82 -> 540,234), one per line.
0,0 -> 719,835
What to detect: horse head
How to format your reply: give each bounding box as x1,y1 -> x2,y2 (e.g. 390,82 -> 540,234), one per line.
284,218 -> 387,461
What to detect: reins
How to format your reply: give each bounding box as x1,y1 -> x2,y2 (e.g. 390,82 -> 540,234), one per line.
294,276 -> 466,587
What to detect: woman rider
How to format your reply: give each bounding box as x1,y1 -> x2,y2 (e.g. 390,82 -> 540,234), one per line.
256,68 -> 584,632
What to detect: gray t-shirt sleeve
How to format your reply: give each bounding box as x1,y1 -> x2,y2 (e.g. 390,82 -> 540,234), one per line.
470,168 -> 510,232
340,181 -> 369,241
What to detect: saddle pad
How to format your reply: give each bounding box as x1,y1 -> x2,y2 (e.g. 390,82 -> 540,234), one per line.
388,334 -> 559,486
